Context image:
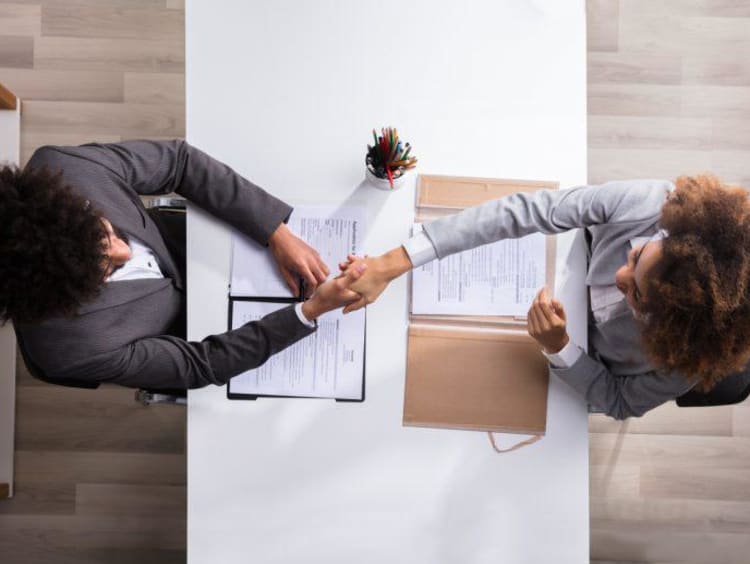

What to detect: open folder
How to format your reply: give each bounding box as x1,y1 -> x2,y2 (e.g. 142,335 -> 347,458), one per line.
403,175 -> 558,435
226,206 -> 367,402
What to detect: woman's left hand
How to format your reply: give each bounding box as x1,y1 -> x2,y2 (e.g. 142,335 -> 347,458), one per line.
527,287 -> 569,353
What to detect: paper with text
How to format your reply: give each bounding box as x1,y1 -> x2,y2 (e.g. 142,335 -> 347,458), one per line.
411,225 -> 547,316
230,206 -> 366,298
229,301 -> 365,400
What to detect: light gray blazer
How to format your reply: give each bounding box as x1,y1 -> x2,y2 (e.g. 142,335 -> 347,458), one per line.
18,140 -> 315,389
422,179 -> 699,419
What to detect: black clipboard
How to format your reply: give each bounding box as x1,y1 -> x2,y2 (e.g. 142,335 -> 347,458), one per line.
225,286 -> 367,403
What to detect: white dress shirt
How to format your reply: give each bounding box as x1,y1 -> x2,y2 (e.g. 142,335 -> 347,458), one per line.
106,238 -> 315,326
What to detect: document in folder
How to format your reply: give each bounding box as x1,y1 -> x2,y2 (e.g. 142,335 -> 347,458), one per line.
227,205 -> 366,401
404,175 -> 556,435
231,205 -> 364,299
411,225 -> 547,317
229,301 -> 365,400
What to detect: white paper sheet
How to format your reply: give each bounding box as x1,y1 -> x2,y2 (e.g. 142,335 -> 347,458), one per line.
230,205 -> 366,298
411,226 -> 547,316
228,301 -> 366,400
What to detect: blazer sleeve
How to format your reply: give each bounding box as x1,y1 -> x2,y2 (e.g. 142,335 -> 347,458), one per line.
422,179 -> 672,260
550,353 -> 696,420
76,305 -> 315,389
34,139 -> 292,246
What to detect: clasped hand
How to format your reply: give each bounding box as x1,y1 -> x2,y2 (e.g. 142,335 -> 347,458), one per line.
527,287 -> 569,353
268,224 -> 372,318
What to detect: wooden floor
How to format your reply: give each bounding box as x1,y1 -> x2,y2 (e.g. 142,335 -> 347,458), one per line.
1,1 -> 749,563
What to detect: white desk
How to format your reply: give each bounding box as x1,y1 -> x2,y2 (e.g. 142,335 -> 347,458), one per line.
186,2 -> 589,562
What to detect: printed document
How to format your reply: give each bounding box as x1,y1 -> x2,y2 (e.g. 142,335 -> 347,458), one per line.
227,205 -> 366,400
411,225 -> 547,317
231,205 -> 365,298
229,301 -> 365,400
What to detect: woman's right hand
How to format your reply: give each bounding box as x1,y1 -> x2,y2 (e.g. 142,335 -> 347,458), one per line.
338,247 -> 413,313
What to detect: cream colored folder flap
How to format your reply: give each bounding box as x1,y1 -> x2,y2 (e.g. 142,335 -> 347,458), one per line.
417,174 -> 558,210
404,324 -> 549,435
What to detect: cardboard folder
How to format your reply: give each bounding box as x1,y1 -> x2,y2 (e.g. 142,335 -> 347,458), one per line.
403,175 -> 559,436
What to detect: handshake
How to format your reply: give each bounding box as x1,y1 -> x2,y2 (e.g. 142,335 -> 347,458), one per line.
268,223 -> 413,322
299,248 -> 414,322
269,223 -> 570,355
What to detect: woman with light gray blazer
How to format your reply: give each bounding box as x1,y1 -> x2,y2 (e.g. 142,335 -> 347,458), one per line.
342,176 -> 750,419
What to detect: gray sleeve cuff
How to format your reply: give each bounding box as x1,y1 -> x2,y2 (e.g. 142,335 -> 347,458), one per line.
402,231 -> 438,268
542,340 -> 583,368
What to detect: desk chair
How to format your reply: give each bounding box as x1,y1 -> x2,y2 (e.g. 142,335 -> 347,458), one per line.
14,197 -> 188,407
676,370 -> 750,407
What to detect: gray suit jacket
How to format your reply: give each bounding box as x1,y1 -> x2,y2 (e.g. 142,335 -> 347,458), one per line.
422,179 -> 699,419
18,140 -> 315,389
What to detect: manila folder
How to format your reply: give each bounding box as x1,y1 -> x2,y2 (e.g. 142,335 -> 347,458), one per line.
403,325 -> 549,435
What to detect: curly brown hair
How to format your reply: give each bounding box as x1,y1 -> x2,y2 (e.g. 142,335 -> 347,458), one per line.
640,174 -> 750,390
0,165 -> 108,325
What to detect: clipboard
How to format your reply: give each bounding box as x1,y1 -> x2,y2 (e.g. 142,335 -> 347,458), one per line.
225,293 -> 367,402
403,174 -> 558,436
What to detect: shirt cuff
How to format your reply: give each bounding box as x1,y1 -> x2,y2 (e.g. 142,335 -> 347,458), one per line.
542,340 -> 583,368
294,302 -> 317,328
402,231 -> 438,268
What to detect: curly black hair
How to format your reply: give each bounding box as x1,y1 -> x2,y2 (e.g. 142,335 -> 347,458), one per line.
0,165 -> 108,324
640,175 -> 750,390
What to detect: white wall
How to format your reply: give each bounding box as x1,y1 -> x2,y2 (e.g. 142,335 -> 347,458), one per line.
0,97 -> 20,498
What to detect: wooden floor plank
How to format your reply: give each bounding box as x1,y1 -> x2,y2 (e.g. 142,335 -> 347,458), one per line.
618,0 -> 750,19
589,115 -> 714,151
0,2 -> 40,36
41,4 -> 182,41
711,117 -> 750,151
21,100 -> 184,138
15,385 -> 185,454
588,402 -> 733,437
0,35 -> 34,68
618,10 -> 750,56
683,56 -> 750,86
0,68 -> 124,103
0,544 -> 185,564
0,481 -> 75,515
591,528 -> 750,564
0,514 -> 184,550
587,147 -> 714,186
75,484 -> 185,517
641,466 -> 750,502
588,52 -> 683,85
589,83 -> 750,120
710,150 -> 750,187
591,496 -> 750,534
587,0 -> 619,52
124,72 -> 184,105
34,36 -> 184,73
15,451 -> 186,485
590,464 -> 641,498
589,433 -> 750,468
